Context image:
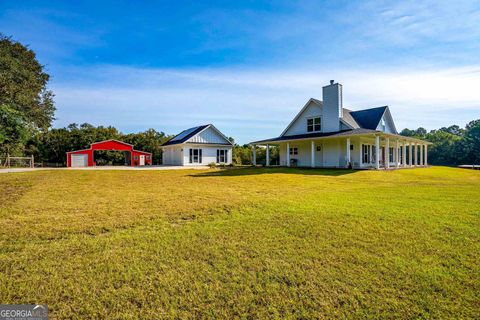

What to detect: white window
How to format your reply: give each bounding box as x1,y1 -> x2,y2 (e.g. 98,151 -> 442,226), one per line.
362,144 -> 373,164
362,144 -> 368,164
307,117 -> 321,132
381,118 -> 386,131
216,149 -> 228,163
289,147 -> 298,155
389,147 -> 394,163
189,148 -> 202,163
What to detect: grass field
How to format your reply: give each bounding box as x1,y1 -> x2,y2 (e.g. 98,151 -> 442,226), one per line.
0,167 -> 479,319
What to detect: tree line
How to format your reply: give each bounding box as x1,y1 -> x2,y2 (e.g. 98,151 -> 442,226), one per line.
400,121 -> 480,166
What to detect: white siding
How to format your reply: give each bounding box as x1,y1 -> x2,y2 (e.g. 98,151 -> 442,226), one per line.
278,139 -> 343,167
277,137 -> 363,168
187,126 -> 229,144
283,101 -> 323,136
182,145 -> 232,166
322,83 -> 342,132
322,139 -> 341,167
376,112 -> 396,134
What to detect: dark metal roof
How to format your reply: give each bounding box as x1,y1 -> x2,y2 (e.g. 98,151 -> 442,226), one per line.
251,128 -> 378,144
349,106 -> 387,130
162,125 -> 209,146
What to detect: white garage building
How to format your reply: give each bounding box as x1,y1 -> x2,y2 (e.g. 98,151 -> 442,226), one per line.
161,124 -> 233,166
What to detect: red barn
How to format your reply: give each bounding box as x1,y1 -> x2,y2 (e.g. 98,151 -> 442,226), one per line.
67,139 -> 152,167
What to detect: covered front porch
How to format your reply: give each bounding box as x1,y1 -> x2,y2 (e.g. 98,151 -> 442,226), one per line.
251,133 -> 431,170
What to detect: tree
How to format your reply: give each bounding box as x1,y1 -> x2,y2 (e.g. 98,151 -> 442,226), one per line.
400,128 -> 416,137
460,120 -> 480,165
0,104 -> 29,156
0,35 -> 55,131
123,129 -> 170,164
424,130 -> 462,165
415,127 -> 427,137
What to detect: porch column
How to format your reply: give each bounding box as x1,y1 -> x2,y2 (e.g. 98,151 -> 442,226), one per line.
408,143 -> 413,167
402,141 -> 407,167
286,142 -> 290,167
413,143 -> 418,166
395,140 -> 399,168
425,145 -> 428,166
346,138 -> 351,168
375,135 -> 380,170
252,145 -> 256,166
266,144 -> 270,166
385,137 -> 390,169
359,140 -> 363,168
311,140 -> 315,168
419,143 -> 423,166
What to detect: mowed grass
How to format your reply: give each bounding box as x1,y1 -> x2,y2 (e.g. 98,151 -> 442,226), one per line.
0,167 -> 479,319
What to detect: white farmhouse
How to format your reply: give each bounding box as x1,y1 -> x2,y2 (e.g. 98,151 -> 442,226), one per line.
161,124 -> 233,166
251,80 -> 431,169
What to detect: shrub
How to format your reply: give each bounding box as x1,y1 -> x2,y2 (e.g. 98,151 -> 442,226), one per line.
208,162 -> 216,168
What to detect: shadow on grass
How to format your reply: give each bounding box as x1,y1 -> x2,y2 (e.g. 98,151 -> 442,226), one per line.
189,167 -> 359,177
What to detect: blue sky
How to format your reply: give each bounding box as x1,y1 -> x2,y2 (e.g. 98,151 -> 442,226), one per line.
1,0 -> 480,143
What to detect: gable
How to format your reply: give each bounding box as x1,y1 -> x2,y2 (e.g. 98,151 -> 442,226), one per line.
90,140 -> 133,151
187,125 -> 232,145
350,106 -> 387,130
375,108 -> 397,134
282,99 -> 323,136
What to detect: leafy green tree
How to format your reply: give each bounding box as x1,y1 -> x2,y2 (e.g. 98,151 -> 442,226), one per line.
460,120 -> 480,165
400,128 -> 416,137
0,104 -> 29,156
0,35 -> 55,131
424,130 -> 462,165
123,129 -> 170,164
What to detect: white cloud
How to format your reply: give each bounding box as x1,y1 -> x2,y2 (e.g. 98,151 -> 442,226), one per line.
342,0 -> 480,47
52,64 -> 480,144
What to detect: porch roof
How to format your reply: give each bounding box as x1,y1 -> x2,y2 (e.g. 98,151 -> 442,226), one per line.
250,128 -> 432,145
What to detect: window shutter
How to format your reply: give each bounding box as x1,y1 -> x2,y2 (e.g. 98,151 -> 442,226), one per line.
189,149 -> 192,163
225,150 -> 228,163
216,150 -> 219,163
199,149 -> 202,163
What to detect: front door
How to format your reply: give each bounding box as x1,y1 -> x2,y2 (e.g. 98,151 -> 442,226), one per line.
139,155 -> 145,166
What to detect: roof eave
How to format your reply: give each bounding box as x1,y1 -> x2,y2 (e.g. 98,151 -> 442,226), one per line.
250,131 -> 432,145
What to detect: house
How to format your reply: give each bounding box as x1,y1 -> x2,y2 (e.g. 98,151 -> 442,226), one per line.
250,80 -> 431,169
67,139 -> 152,167
161,124 -> 233,166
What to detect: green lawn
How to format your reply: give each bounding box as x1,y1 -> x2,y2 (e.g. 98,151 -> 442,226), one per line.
0,167 -> 479,319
